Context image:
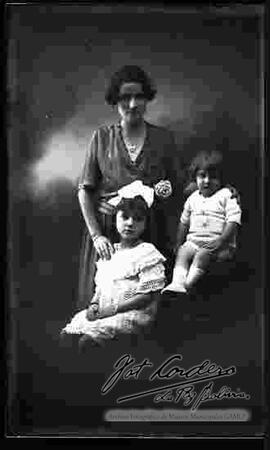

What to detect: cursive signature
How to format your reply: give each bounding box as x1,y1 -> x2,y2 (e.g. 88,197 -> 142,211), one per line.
100,353 -> 251,409
153,381 -> 250,410
101,354 -> 153,394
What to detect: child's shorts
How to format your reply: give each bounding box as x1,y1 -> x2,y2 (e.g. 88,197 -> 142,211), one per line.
181,240 -> 236,262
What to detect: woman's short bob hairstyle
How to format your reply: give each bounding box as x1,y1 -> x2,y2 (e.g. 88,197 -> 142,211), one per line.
188,150 -> 224,183
105,65 -> 157,106
115,195 -> 149,221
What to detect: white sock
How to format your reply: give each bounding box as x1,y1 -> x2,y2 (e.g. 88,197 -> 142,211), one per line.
185,266 -> 205,289
171,266 -> 188,285
162,266 -> 188,293
163,266 -> 188,291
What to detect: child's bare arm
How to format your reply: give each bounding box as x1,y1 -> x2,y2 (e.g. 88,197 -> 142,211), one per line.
175,222 -> 189,252
202,222 -> 239,252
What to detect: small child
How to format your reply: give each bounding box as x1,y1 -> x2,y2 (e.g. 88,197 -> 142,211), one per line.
61,191 -> 166,346
162,150 -> 242,294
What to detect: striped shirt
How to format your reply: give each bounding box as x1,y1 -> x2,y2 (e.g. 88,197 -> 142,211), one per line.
180,188 -> 242,248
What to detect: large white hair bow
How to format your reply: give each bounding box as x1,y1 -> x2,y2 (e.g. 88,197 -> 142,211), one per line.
108,180 -> 154,208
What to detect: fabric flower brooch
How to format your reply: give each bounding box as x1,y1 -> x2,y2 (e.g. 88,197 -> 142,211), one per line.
154,180 -> 172,199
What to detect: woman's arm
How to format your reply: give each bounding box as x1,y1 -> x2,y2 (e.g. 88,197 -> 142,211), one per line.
78,188 -> 101,239
78,188 -> 114,260
78,130 -> 113,259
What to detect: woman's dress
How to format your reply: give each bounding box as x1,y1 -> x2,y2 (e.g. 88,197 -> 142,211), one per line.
77,121 -> 179,308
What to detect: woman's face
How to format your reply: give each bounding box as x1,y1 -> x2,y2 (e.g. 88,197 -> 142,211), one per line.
117,82 -> 147,125
116,209 -> 146,244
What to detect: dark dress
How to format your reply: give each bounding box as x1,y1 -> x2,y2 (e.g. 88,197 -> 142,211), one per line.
77,121 -> 180,309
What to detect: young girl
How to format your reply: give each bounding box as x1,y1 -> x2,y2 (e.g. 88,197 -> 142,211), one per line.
162,150 -> 242,294
61,189 -> 166,347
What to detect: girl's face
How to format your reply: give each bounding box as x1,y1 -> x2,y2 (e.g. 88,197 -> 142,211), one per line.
116,209 -> 146,244
117,82 -> 147,125
196,169 -> 221,197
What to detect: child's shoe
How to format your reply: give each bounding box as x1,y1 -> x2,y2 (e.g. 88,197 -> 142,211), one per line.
162,282 -> 187,294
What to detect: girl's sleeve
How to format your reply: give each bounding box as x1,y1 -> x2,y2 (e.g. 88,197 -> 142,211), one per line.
78,129 -> 102,190
224,189 -> 242,225
136,244 -> 166,294
180,196 -> 191,226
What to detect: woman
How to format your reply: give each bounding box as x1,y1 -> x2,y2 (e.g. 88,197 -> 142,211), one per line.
77,65 -> 180,309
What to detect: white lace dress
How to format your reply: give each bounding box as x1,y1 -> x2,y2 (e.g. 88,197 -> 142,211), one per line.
62,242 -> 166,343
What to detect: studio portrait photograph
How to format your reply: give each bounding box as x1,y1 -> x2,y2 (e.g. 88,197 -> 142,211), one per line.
6,2 -> 268,441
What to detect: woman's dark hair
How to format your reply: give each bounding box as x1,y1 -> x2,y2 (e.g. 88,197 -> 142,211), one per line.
188,150 -> 224,182
116,195 -> 149,220
105,65 -> 157,106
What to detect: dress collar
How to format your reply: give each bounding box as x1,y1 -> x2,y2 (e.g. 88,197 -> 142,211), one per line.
116,121 -> 149,167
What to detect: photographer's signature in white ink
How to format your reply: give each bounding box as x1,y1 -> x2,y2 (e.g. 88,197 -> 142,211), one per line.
101,354 -> 250,410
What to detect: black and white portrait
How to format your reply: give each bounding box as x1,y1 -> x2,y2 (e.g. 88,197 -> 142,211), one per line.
6,2 -> 267,441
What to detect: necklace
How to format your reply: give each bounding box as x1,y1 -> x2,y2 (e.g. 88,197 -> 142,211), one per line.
125,141 -> 140,153
121,123 -> 146,161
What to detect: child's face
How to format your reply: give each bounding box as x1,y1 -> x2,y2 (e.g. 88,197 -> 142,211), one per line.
196,169 -> 220,196
116,209 -> 146,243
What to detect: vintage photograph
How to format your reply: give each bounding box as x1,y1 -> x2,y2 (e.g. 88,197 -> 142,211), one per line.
6,2 -> 267,439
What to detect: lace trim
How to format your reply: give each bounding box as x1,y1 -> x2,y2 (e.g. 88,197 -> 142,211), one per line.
96,243 -> 166,281
137,277 -> 166,293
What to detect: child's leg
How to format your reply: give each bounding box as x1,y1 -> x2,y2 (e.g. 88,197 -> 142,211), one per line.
162,242 -> 195,293
185,248 -> 212,290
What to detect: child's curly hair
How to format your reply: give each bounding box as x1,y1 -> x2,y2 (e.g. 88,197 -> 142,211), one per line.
184,150 -> 224,197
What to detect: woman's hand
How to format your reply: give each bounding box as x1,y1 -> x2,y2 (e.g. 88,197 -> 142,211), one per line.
93,235 -> 114,260
154,180 -> 172,199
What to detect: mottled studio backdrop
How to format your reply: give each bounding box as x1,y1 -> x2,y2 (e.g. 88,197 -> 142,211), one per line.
7,4 -> 265,434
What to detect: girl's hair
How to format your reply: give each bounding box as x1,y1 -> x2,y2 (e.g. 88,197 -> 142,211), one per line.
116,195 -> 149,220
188,150 -> 223,182
105,65 -> 157,106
